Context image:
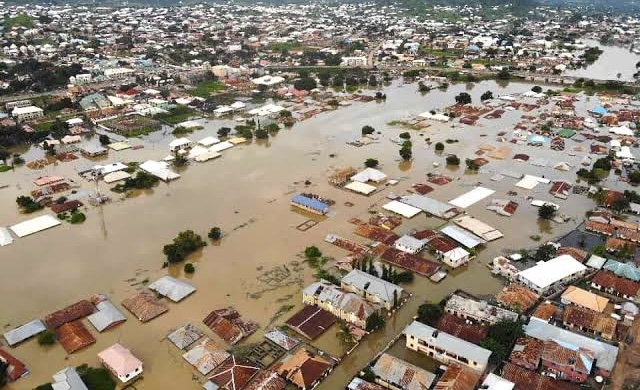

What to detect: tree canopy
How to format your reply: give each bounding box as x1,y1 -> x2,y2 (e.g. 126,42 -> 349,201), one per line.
163,230 -> 207,263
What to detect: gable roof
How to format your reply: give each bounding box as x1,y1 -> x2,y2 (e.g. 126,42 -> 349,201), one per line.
97,344 -> 143,377
561,286 -> 609,312
371,353 -> 436,390
207,355 -> 260,390
275,348 -> 333,389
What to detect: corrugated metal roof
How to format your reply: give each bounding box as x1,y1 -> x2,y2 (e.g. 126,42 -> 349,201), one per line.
291,195 -> 329,212
3,320 -> 47,346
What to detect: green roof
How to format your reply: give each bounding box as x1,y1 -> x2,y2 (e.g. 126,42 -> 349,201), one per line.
557,129 -> 576,138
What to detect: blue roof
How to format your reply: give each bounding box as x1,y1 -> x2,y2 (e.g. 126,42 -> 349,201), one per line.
291,195 -> 329,212
592,106 -> 608,115
468,45 -> 480,51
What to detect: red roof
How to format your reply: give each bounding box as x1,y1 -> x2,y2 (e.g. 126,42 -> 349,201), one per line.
436,313 -> 487,344
285,305 -> 336,340
44,300 -> 95,329
381,248 -> 441,277
0,348 -> 28,381
207,356 -> 260,390
502,362 -> 579,390
592,271 -> 640,297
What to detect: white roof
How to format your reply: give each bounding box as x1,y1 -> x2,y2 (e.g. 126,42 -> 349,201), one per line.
194,151 -> 221,162
610,125 -> 634,136
404,321 -> 492,366
198,136 -> 221,146
616,146 -> 634,160
93,162 -> 127,175
344,181 -> 377,195
449,186 -> 495,209
52,367 -> 88,390
0,227 -> 14,246
382,200 -> 422,218
482,373 -> 515,390
453,215 -> 503,241
417,111 -> 450,122
66,117 -> 83,125
3,319 -> 47,346
440,225 -> 486,248
12,105 -> 43,115
209,141 -> 234,153
88,300 -> 127,332
351,168 -> 387,183
251,75 -> 285,86
10,215 -> 61,238
230,101 -> 246,109
444,247 -> 470,261
517,254 -> 587,290
515,175 -> 551,190
103,171 -> 131,183
177,120 -> 202,129
148,276 -> 196,302
169,137 -> 192,148
139,160 -> 180,181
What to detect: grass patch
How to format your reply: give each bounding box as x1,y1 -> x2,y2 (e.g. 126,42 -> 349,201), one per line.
191,80 -> 227,98
0,165 -> 12,172
529,235 -> 542,241
33,122 -> 55,132
154,106 -> 197,125
387,120 -> 422,131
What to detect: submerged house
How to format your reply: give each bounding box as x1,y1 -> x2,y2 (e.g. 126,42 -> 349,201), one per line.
291,194 -> 330,215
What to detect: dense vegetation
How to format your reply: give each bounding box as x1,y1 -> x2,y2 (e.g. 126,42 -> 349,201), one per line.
0,59 -> 85,95
111,171 -> 159,193
163,230 -> 207,263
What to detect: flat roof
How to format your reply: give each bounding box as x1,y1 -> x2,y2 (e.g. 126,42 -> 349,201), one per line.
404,321 -> 492,366
10,214 -> 62,238
344,181 -> 377,195
383,200 -> 422,218
449,186 -> 495,209
453,215 -> 503,241
517,255 -> 587,289
148,276 -> 196,302
440,225 -> 486,248
400,194 -> 459,219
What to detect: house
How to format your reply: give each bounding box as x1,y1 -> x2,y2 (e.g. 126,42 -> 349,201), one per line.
540,339 -> 594,383
0,348 -> 28,382
182,338 -> 230,375
275,348 -> 333,390
285,305 -> 336,340
370,353 -> 436,390
602,259 -> 640,282
444,293 -> 518,325
302,280 -> 380,328
516,255 -> 587,294
591,271 -> 640,299
245,370 -> 286,390
205,356 -> 260,390
442,247 -> 471,268
350,168 -> 387,183
393,235 -> 427,254
51,367 -> 88,390
341,269 -> 403,310
97,344 -> 143,383
78,144 -> 108,157
490,256 -> 520,280
562,305 -> 617,341
524,318 -> 619,378
436,313 -> 488,344
501,362 -> 579,390
496,284 -> 540,312
560,286 -> 609,313
433,364 -> 480,390
510,337 -> 544,370
169,137 -> 194,153
11,106 -> 43,122
480,373 -> 515,390
404,321 -> 492,372
148,276 -> 196,302
291,194 -> 330,215
341,56 -> 368,66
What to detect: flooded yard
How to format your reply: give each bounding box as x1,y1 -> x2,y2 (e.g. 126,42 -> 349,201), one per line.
0,80 -> 602,389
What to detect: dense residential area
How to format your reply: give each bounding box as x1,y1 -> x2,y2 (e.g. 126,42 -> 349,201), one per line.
2,0 -> 640,390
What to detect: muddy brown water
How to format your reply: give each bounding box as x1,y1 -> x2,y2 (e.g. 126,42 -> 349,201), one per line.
0,80 -> 606,389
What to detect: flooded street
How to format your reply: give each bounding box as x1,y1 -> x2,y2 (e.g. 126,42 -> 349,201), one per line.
0,80 -> 600,389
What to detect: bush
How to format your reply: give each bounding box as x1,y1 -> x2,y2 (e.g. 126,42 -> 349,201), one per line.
392,271 -> 414,284
38,330 -> 56,346
361,125 -> 375,136
184,263 -> 195,274
208,227 -> 222,240
16,195 -> 43,213
255,128 -> 268,139
365,312 -> 386,332
99,134 -> 110,145
538,204 -> 556,219
417,302 -> 443,326
217,127 -> 231,137
531,85 -> 543,93
76,364 -> 116,390
399,132 -> 411,139
446,154 -> 460,165
480,91 -> 494,101
434,142 -> 444,151
304,246 -> 322,258
364,158 -> 379,168
399,146 -> 412,160
69,212 -> 86,224
163,230 -> 207,263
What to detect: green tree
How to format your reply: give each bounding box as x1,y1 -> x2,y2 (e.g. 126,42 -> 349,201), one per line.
38,330 -> 56,346
399,132 -> 411,139
592,244 -> 606,257
361,125 -> 375,136
465,159 -> 480,171
304,246 -> 322,259
99,134 -> 110,145
366,312 -> 386,332
533,244 -> 556,262
497,69 -> 511,80
184,263 -> 195,274
417,302 -> 443,326
362,367 -> 376,382
217,127 -> 231,137
255,128 -> 268,139
480,90 -> 494,101
0,147 -> 10,162
613,196 -> 630,214
336,321 -> 355,347
455,92 -> 472,105
446,154 -> 460,165
208,227 -> 222,240
294,77 -> 317,91
392,271 -> 414,284
163,230 -> 207,264
435,142 -> 444,151
399,146 -> 412,160
531,85 -> 543,93
364,158 -> 379,168
538,204 -> 556,219
76,364 -> 116,390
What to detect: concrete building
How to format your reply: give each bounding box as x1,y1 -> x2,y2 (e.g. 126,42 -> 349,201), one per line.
394,235 -> 427,254
404,321 -> 491,372
341,269 -> 403,310
442,247 -> 471,268
444,293 -> 518,325
302,280 -> 380,329
11,106 -> 43,122
516,255 -> 587,294
98,343 -> 143,383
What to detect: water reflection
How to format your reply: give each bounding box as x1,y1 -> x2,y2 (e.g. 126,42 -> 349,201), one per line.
398,160 -> 413,171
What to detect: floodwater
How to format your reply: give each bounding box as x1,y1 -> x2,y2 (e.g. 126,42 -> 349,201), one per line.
567,39 -> 640,82
0,80 -> 601,389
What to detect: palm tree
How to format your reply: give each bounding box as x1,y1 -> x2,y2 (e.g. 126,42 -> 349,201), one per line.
336,321 -> 355,347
